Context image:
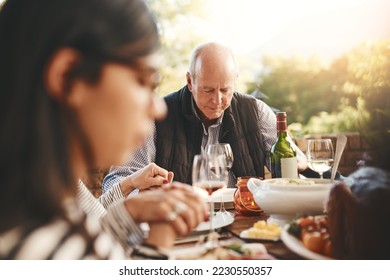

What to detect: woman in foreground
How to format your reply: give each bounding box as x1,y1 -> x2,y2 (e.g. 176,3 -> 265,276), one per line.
0,0 -> 207,259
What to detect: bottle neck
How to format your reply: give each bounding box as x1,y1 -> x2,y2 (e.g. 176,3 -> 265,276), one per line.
277,120 -> 288,138
277,131 -> 288,138
277,119 -> 287,131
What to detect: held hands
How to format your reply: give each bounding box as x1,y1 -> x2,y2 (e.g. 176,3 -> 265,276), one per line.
119,163 -> 174,195
125,182 -> 208,239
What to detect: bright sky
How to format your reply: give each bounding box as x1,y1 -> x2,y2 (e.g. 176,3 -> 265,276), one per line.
205,0 -> 390,62
2,0 -> 389,64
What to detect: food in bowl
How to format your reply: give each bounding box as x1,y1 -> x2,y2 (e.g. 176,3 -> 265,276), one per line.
269,178 -> 316,185
247,178 -> 333,224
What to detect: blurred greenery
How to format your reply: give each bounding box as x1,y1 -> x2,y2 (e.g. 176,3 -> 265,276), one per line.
146,0 -> 258,95
146,0 -> 209,95
345,40 -> 390,154
146,0 -> 390,136
245,40 -> 390,136
248,54 -> 352,135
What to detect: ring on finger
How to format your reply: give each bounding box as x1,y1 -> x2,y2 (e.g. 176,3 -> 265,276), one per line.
165,211 -> 178,222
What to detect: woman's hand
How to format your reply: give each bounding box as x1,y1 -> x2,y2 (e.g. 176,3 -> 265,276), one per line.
124,181 -> 208,237
146,222 -> 176,249
119,163 -> 174,195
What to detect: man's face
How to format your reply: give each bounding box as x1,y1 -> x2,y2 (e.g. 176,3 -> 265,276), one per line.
187,57 -> 237,122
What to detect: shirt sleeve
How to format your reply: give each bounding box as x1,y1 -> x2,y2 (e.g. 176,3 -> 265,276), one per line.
101,123 -> 157,194
256,99 -> 277,171
98,184 -> 125,209
77,180 -> 107,219
101,200 -> 148,252
77,181 -> 147,251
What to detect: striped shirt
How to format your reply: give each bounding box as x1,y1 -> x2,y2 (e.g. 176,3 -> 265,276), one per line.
102,98 -> 278,193
0,198 -> 128,259
77,181 -> 147,250
0,182 -> 166,260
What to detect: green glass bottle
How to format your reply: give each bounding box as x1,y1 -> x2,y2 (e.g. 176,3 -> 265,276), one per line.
270,112 -> 298,178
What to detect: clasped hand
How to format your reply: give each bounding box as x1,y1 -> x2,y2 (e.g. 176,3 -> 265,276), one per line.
124,182 -> 208,248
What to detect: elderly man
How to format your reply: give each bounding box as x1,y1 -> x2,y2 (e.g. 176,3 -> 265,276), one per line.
102,42 -> 306,193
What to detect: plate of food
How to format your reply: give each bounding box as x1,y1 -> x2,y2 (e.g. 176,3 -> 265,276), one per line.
239,220 -> 282,242
171,241 -> 274,260
193,212 -> 234,232
280,215 -> 333,260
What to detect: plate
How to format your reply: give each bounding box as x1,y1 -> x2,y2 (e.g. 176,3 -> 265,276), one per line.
211,189 -> 235,209
280,224 -> 332,260
213,201 -> 234,210
195,188 -> 235,210
210,188 -> 235,203
171,241 -> 273,260
193,213 -> 234,232
239,229 -> 280,242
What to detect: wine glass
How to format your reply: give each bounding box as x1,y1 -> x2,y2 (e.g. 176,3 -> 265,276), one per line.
192,154 -> 228,248
306,139 -> 334,179
206,143 -> 234,219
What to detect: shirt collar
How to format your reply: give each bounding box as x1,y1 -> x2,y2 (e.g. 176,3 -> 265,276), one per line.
190,96 -> 224,133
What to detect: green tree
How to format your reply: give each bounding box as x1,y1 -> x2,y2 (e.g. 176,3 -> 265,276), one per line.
146,0 -> 208,95
250,39 -> 390,136
343,40 -> 390,141
306,40 -> 390,135
253,56 -> 342,125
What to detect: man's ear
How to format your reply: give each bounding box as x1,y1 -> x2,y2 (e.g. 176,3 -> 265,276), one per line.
45,48 -> 80,100
186,72 -> 193,92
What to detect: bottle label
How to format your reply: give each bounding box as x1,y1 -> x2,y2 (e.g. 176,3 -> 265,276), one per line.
281,157 -> 298,178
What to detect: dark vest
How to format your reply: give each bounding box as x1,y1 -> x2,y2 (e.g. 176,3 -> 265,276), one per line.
155,86 -> 266,184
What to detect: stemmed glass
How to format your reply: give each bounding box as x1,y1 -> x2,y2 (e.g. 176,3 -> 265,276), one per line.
306,139 -> 334,179
192,154 -> 228,248
206,143 -> 234,219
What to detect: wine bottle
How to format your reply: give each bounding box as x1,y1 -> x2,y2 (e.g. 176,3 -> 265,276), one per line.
270,112 -> 298,178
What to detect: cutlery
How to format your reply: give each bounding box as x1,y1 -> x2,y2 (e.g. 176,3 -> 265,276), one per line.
331,134 -> 347,181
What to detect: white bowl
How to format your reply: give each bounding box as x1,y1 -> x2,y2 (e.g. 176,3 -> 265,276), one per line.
247,178 -> 334,225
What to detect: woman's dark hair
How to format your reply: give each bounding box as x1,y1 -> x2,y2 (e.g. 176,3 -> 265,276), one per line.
0,0 -> 160,231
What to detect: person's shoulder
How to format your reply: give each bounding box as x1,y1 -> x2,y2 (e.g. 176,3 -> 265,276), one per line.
164,91 -> 180,101
233,93 -> 269,108
163,85 -> 188,102
233,92 -> 257,101
232,92 -> 258,108
349,166 -> 390,197
234,93 -> 275,115
351,166 -> 389,181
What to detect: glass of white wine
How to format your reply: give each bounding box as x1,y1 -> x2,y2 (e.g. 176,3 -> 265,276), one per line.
306,139 -> 334,179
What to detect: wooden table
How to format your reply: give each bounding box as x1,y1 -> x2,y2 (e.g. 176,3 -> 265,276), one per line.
224,212 -> 303,260
174,210 -> 304,260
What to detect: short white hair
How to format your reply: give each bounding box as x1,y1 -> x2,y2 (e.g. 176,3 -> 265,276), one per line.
188,42 -> 238,80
